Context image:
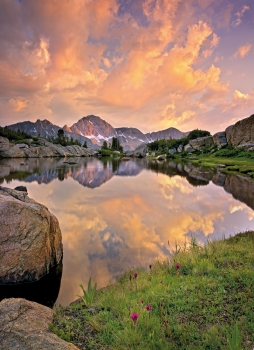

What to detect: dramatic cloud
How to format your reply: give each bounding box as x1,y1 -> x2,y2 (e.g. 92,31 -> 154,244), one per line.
0,0 -> 253,133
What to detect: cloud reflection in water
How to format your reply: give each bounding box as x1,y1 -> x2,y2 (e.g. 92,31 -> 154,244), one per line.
1,157 -> 254,305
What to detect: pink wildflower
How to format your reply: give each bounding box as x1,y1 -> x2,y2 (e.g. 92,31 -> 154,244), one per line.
134,272 -> 138,279
176,264 -> 180,269
130,313 -> 139,323
146,304 -> 152,311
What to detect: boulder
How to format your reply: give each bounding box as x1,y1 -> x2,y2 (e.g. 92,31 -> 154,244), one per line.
14,186 -> 28,192
156,154 -> 166,160
0,298 -> 79,350
169,148 -> 177,155
225,125 -> 233,143
189,136 -> 214,150
225,114 -> 254,147
213,132 -> 227,148
184,144 -> 194,152
0,137 -> 24,158
0,186 -> 63,284
236,142 -> 254,150
177,145 -> 183,153
16,143 -> 29,149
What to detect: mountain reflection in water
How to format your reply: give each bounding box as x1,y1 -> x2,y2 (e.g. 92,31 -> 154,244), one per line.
0,157 -> 254,306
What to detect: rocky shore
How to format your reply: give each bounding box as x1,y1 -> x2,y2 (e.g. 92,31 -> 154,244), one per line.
0,136 -> 95,158
0,186 -> 78,348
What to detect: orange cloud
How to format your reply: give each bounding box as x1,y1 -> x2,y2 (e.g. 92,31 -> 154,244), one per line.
233,43 -> 252,58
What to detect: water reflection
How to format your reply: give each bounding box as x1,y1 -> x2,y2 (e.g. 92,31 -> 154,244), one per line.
0,260 -> 62,308
0,157 -> 254,305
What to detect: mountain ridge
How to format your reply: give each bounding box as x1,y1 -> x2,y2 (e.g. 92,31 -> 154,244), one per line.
8,115 -> 189,151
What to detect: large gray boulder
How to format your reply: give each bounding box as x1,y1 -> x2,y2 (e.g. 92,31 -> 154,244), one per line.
0,186 -> 63,284
0,137 -> 24,158
189,136 -> 214,150
213,132 -> 227,148
184,144 -> 194,152
225,114 -> 254,147
0,298 -> 79,349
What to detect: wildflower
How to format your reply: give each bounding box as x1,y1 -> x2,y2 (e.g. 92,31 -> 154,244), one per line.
129,274 -> 132,281
140,299 -> 144,304
160,280 -> 163,284
176,264 -> 180,269
164,310 -> 168,315
134,272 -> 138,279
146,304 -> 152,311
130,313 -> 139,323
149,264 -> 152,269
160,302 -> 164,307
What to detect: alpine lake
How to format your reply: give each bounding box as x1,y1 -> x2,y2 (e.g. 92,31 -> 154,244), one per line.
1,156 -> 254,307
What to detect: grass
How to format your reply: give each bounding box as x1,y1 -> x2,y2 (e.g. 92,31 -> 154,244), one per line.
49,232 -> 254,349
189,155 -> 254,177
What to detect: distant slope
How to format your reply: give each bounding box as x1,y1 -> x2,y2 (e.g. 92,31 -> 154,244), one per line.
8,119 -> 97,149
8,115 -> 188,151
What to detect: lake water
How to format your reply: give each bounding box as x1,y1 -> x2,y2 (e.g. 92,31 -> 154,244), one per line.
1,157 -> 254,307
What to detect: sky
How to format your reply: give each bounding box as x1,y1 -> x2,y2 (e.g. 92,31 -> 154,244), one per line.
0,0 -> 253,134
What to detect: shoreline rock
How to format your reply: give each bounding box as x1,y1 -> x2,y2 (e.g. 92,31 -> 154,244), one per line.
0,298 -> 79,349
0,136 -> 94,159
0,186 -> 63,284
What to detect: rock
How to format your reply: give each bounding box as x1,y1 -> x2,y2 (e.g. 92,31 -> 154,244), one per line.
217,164 -> 226,168
213,132 -> 227,148
121,157 -> 131,161
0,137 -> 24,158
113,151 -> 121,154
0,186 -> 63,284
0,298 -> 79,349
225,125 -> 233,143
188,156 -> 197,160
236,142 -> 254,150
177,145 -> 183,153
189,136 -> 214,150
156,154 -> 166,160
184,144 -> 194,152
225,114 -> 254,147
14,186 -> 28,192
169,148 -> 177,155
16,143 -> 29,149
151,152 -> 155,157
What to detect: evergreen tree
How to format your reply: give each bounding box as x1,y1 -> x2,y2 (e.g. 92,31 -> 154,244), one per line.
101,140 -> 108,150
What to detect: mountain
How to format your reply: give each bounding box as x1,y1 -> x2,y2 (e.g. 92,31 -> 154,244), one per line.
8,115 -> 188,151
8,119 -> 97,149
